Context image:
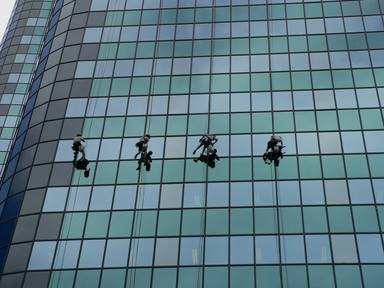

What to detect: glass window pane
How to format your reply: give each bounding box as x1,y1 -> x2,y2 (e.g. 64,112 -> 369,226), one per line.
104,239 -> 130,267
230,236 -> 254,264
306,235 -> 331,263
205,237 -> 228,265
78,240 -> 105,268
154,238 -> 179,266
255,236 -> 279,264
29,241 -> 56,269
331,235 -> 358,263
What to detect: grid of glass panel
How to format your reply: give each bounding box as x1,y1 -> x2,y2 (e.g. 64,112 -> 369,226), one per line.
0,0 -> 384,287
0,0 -> 55,181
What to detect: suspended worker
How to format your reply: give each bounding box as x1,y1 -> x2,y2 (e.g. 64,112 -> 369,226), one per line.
193,134 -> 218,155
72,133 -> 86,164
134,134 -> 151,159
194,148 -> 220,168
75,157 -> 91,178
136,151 -> 153,171
263,134 -> 284,167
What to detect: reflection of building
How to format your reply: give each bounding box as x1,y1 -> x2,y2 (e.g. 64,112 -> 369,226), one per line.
1,0 -> 384,287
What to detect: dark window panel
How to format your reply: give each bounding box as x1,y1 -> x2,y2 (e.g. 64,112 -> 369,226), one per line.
36,213 -> 63,240
0,219 -> 17,247
3,243 -> 32,274
12,215 -> 39,243
70,13 -> 88,29
56,62 -> 76,81
61,45 -> 81,63
34,141 -> 57,165
65,29 -> 85,46
49,163 -> 73,186
61,118 -> 84,138
0,273 -> 24,288
45,100 -> 67,121
20,189 -> 46,216
71,79 -> 92,97
79,44 -> 99,61
23,271 -> 50,288
27,164 -> 52,190
87,12 -> 106,27
1,194 -> 24,222
16,145 -> 37,172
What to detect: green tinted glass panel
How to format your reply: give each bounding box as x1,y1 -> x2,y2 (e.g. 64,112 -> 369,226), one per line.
214,39 -> 230,55
152,268 -> 177,288
188,115 -> 208,134
308,35 -> 327,51
94,161 -> 118,185
317,111 -> 338,131
210,114 -> 230,134
178,268 -> 201,288
231,74 -> 250,92
231,113 -> 251,133
251,38 -> 269,54
251,73 -> 271,91
85,212 -> 110,238
256,266 -> 281,287
212,75 -> 230,93
323,2 -> 341,16
335,265 -> 362,288
303,207 -> 328,233
284,266 -> 308,288
204,267 -> 228,288
353,69 -> 375,87
126,269 -> 152,288
254,208 -> 278,234
182,209 -> 204,235
50,271 -> 75,288
231,208 -> 253,234
124,117 -> 146,136
147,116 -> 167,136
105,12 -> 123,26
287,4 -> 304,18
289,36 -> 308,52
280,207 -> 303,233
103,117 -> 125,137
275,156 -> 298,179
328,206 -> 354,232
193,40 -> 211,56
163,160 -> 185,182
231,39 -> 249,55
348,33 -> 368,50
157,210 -> 181,236
158,42 -> 174,57
274,112 -> 294,132
299,156 -> 322,179
312,71 -> 332,89
133,211 -> 157,237
141,10 -> 158,24
174,41 -> 192,57
61,213 -> 86,239
332,70 -> 354,88
338,110 -> 361,130
272,72 -> 291,90
322,155 -> 345,178
206,208 -> 229,235
83,118 -> 104,138
167,115 -> 188,135
99,44 -> 118,59
308,265 -> 335,288
231,158 -> 252,181
368,154 -> 384,177
360,109 -> 383,129
345,155 -> 369,178
75,270 -> 100,288
100,269 -> 126,288
150,76 -> 171,94
230,266 -> 255,288
291,72 -> 312,89
374,68 -> 384,86
270,37 -> 288,53
352,206 -> 380,232
362,265 -> 384,288
130,77 -> 150,95
111,78 -> 130,96
252,112 -> 272,133
123,11 -> 141,25
295,111 -> 316,131
136,42 -> 155,58
327,34 -> 347,51
191,75 -> 209,93
109,211 -> 133,237
171,76 -> 190,94
91,79 -> 111,96
117,43 -> 136,59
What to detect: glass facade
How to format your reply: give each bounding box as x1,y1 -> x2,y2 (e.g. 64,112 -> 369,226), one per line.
0,0 -> 384,287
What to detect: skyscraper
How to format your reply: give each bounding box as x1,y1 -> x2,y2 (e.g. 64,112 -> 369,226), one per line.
1,0 -> 384,287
